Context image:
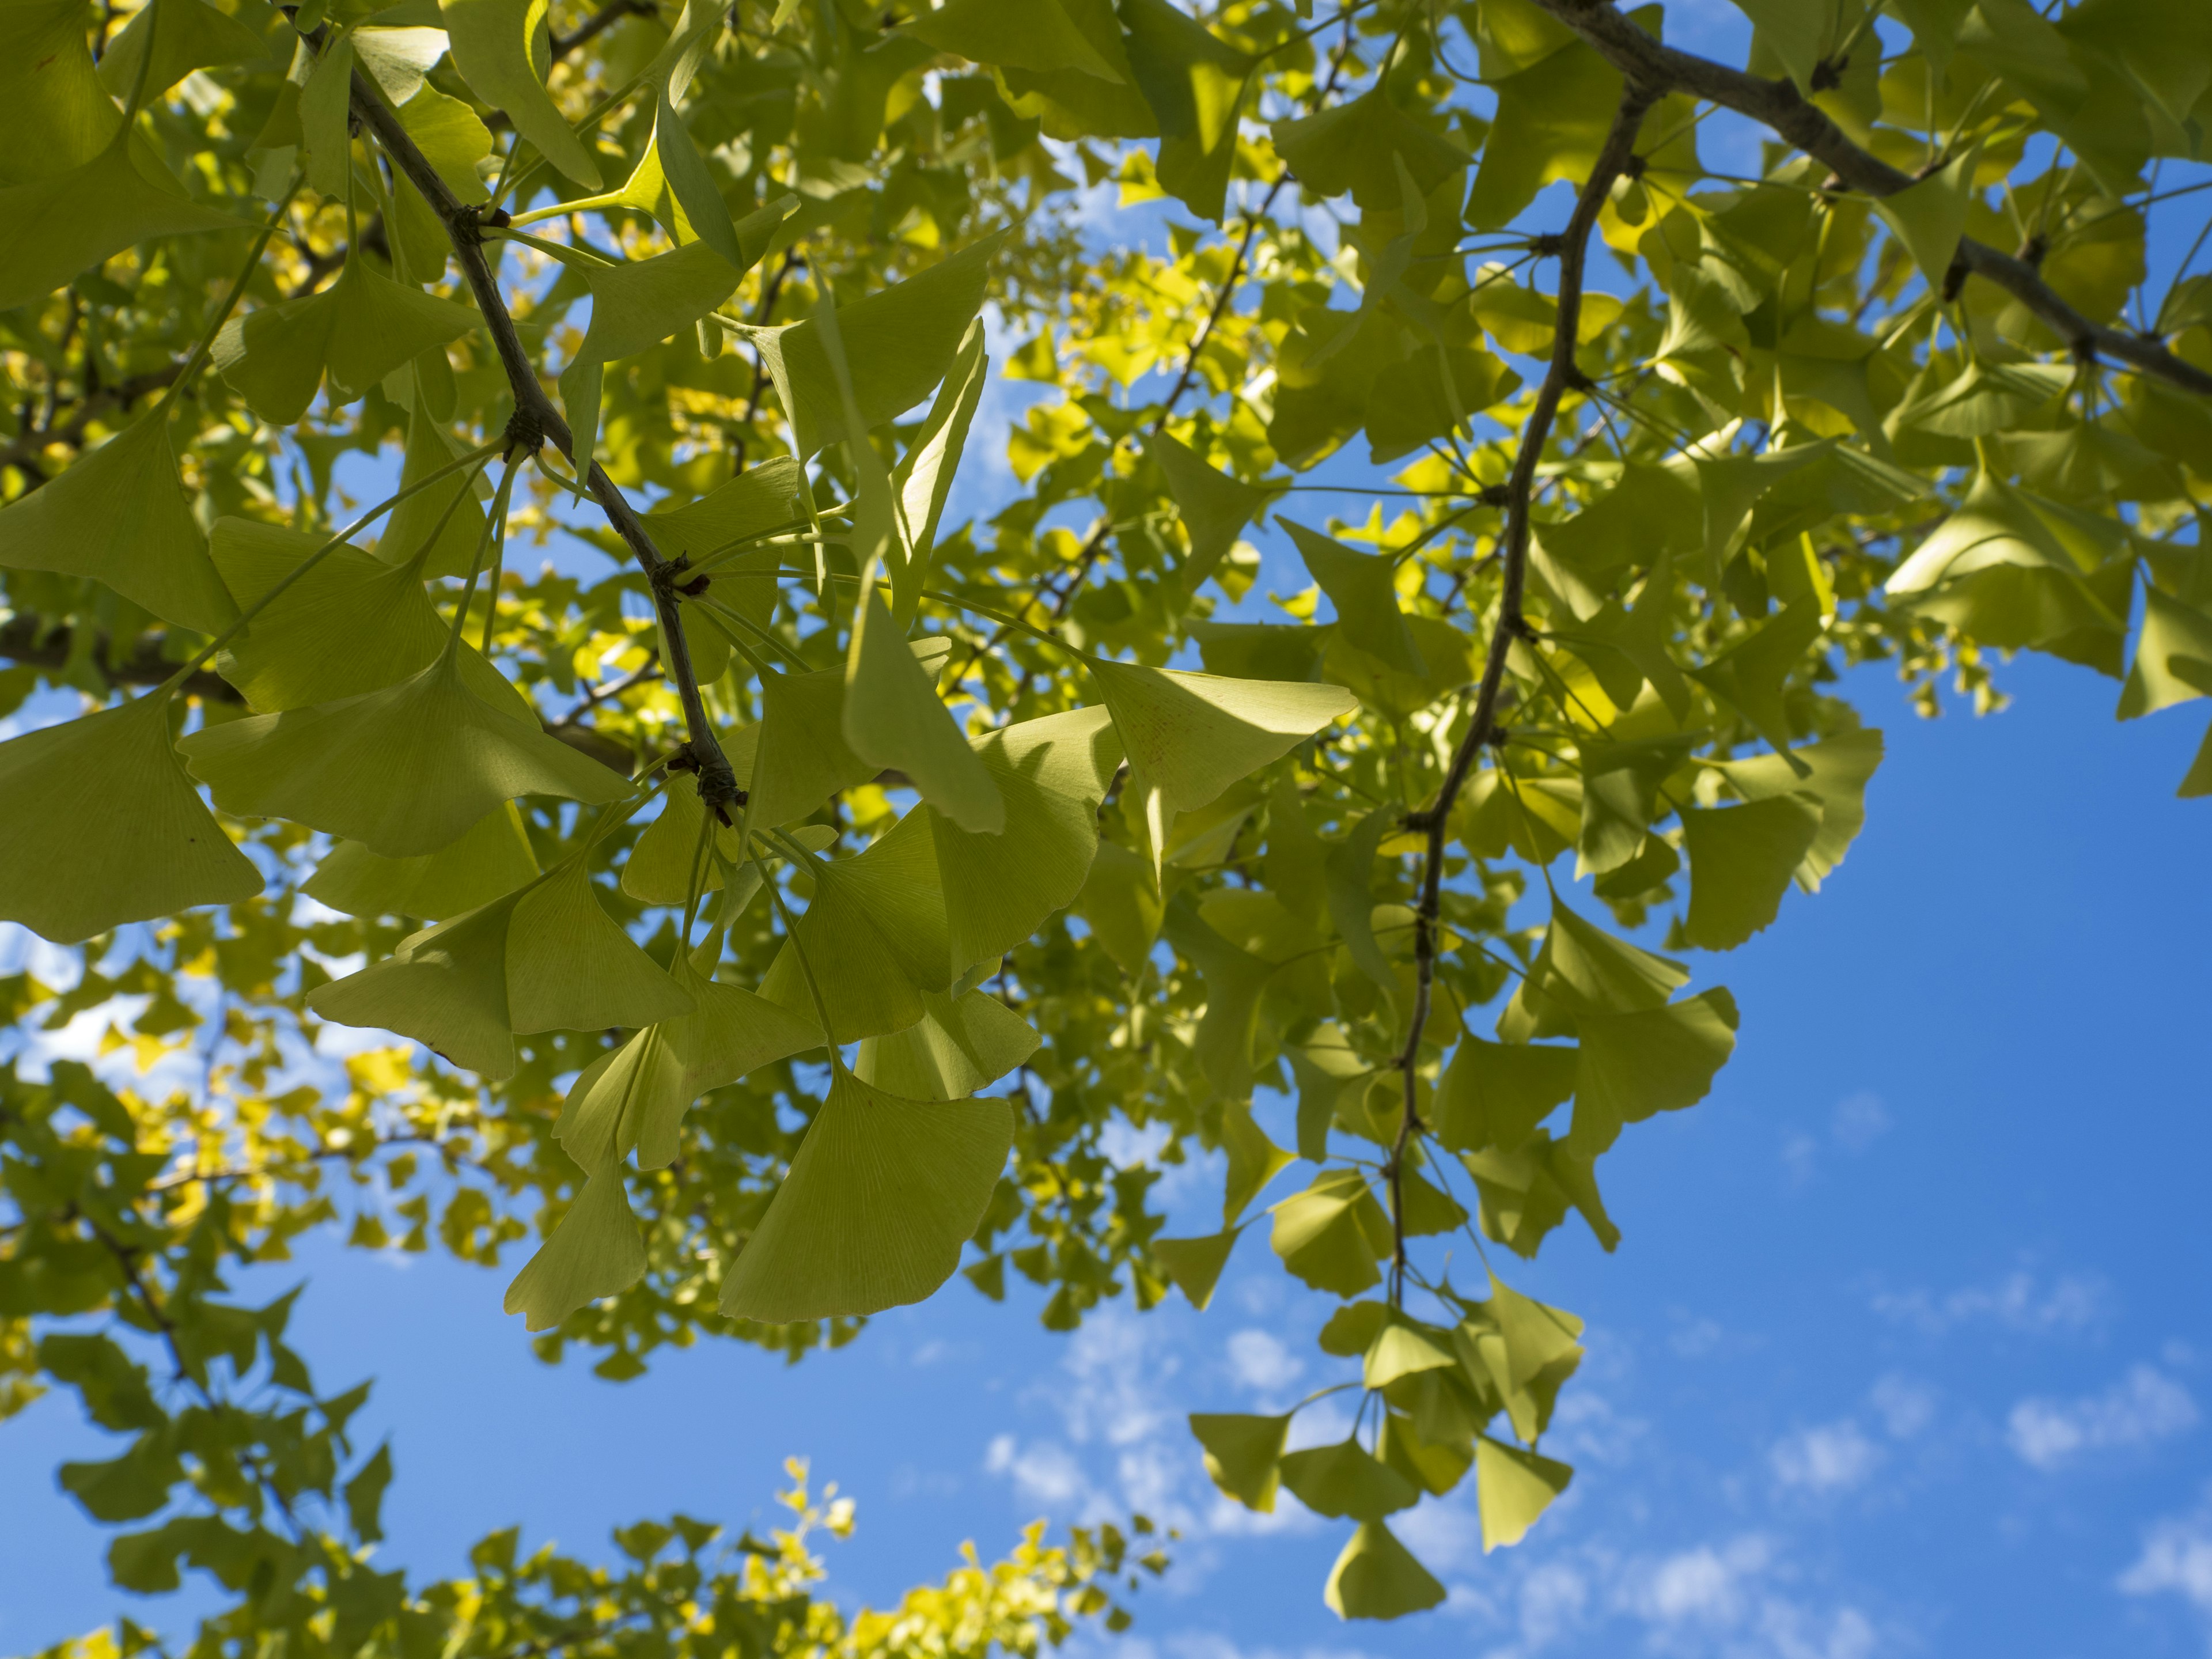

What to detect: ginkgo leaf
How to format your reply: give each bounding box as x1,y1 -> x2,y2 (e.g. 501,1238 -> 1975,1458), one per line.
308,888 -> 525,1077
1086,659 -> 1355,870
1475,1437 -> 1573,1552
0,130 -> 243,312
1363,1315 -> 1459,1390
1326,808 -> 1402,1012
1153,1229 -> 1240,1310
1885,470 -> 2123,656
1281,1438 -> 1420,1521
1270,1167 -> 1389,1296
1687,596 -> 1824,760
620,779 -> 744,906
1435,1037 -> 1578,1154
1075,839 -> 1165,974
645,454 -> 805,565
1729,0 -> 1825,87
854,988 -> 1037,1101
761,810 -> 949,1041
0,412 -> 236,634
514,95 -> 707,242
180,650 -> 630,858
352,25 -> 454,105
1222,1097 -> 1294,1223
1190,1412 -> 1288,1511
209,518 -> 520,713
571,202 -> 793,368
844,588 -> 1003,832
892,320 -> 988,571
298,32 -> 355,202
0,0 -> 117,180
1706,729 -> 1884,891
649,89 -> 744,268
1273,86 -> 1470,213
304,801 -> 539,921
1506,900 -> 1690,1038
1465,35 -> 1618,229
502,1170 -> 645,1332
1873,143 -> 1980,285
1323,1520 -> 1448,1619
558,967 -> 820,1172
768,234 -> 1003,456
397,82 -> 494,204
2120,587 -> 2212,719
503,858 -> 695,1034
745,661 -> 875,828
1120,0 -> 1255,223
1162,897 -> 1277,1097
97,0 -> 268,103
1143,431 -> 1278,589
440,0 -> 601,185
0,694 -> 261,944
1691,441 -> 1834,578
1680,796 -> 1823,948
1380,1410 -> 1475,1499
215,257 -> 480,425
930,705 -> 1120,975
378,407 -> 488,579
717,1068 -> 1014,1323
904,0 -> 1125,79
1569,989 -> 1738,1157
1283,521 -> 1425,675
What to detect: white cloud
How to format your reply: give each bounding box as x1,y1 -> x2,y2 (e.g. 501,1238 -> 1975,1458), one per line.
984,1434 -> 1092,1510
1225,1330 -> 1302,1396
1868,1375 -> 1937,1440
2121,1488 -> 2212,1624
1625,1537 -> 1769,1626
1830,1093 -> 1891,1153
2009,1365 -> 2198,1470
1870,1268 -> 2110,1336
1771,1422 -> 1882,1495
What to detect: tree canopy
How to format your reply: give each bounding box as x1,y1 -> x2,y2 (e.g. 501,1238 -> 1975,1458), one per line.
3,0 -> 2210,1640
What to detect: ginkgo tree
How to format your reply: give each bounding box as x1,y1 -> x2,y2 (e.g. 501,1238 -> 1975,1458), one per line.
3,0 -> 2210,1639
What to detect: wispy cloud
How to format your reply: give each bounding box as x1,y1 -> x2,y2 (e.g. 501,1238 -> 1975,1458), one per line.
1870,1268 -> 2111,1337
2120,1487 -> 2212,1630
1771,1422 -> 1882,1495
2008,1365 -> 2198,1471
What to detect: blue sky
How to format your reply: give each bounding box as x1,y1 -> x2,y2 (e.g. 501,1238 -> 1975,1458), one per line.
10,2 -> 2212,1653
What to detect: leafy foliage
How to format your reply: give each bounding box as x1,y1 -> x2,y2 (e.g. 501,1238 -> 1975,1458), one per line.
2,0 -> 2209,1633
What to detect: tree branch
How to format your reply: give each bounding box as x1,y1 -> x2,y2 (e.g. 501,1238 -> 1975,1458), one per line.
551,0 -> 655,63
1387,81 -> 1660,1296
342,60 -> 741,816
1528,0 -> 2212,397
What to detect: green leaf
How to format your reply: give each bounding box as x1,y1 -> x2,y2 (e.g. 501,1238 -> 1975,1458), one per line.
767,234 -> 1003,457
440,0 -> 602,186
1153,1229 -> 1240,1310
1121,0 -> 1255,224
343,1445 -> 394,1545
2120,586 -> 2212,719
1365,1315 -> 1459,1390
1729,0 -> 1825,88
1680,796 -> 1823,949
180,652 -> 630,858
760,810 -> 949,1042
1505,899 -> 1690,1038
1283,521 -> 1426,676
620,779 -> 743,906
0,130 -> 243,312
1706,729 -> 1884,891
502,1169 -> 645,1331
1281,1438 -> 1420,1520
98,0 -> 270,104
0,412 -> 236,634
990,0 -> 1155,139
1475,1437 -> 1573,1551
844,587 -> 1005,833
308,887 -> 524,1077
1691,441 -> 1834,580
1325,807 -> 1402,1013
906,0 -> 1125,79
1188,1411 -> 1288,1512
305,801 -> 539,921
558,967 -> 820,1172
1161,896 -> 1277,1097
1435,1037 -> 1578,1154
502,858 -> 696,1034
1873,143 -> 1980,286
1687,596 -> 1826,760
215,257 -> 480,425
1272,87 -> 1471,214
717,1069 -> 1014,1323
209,517 -> 517,713
0,0 -> 119,180
931,705 -> 1120,975
855,988 -> 1037,1101
300,33 -> 356,202
0,694 -> 262,944
893,320 -> 989,571
1270,1167 -> 1389,1296
1075,839 -> 1165,974
1323,1520 -> 1447,1619
62,1439 -> 183,1522
743,660 -> 878,830
1087,659 -> 1355,870
37,1335 -> 162,1431
379,406 -> 489,579
1221,1097 -> 1294,1222
1569,988 -> 1739,1157
396,83 -> 494,204
1143,431 -> 1279,589
1467,38 -> 1622,229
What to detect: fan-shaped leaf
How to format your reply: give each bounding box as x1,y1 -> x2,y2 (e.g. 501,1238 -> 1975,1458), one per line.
502,1171 -> 645,1332
854,988 -> 1037,1101
1323,1520 -> 1448,1619
440,0 -> 601,186
1282,1438 -> 1419,1520
845,589 -> 1003,832
304,802 -> 538,920
0,695 -> 260,944
0,131 -> 243,312
1283,521 -> 1425,675
1189,1412 -> 1288,1512
1153,1229 -> 1240,1310
717,1069 -> 1014,1322
214,257 -> 479,425
1680,796 -> 1823,949
1475,1437 -> 1573,1552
